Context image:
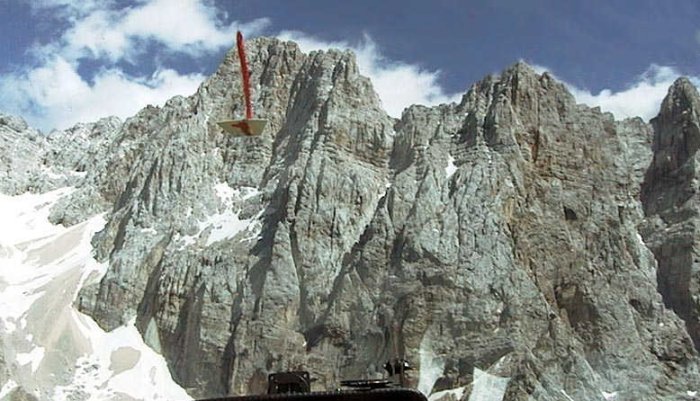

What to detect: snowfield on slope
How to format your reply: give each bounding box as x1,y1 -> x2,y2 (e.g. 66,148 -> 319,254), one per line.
0,188 -> 191,401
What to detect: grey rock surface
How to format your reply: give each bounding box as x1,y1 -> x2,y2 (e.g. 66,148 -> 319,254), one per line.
0,114 -> 46,195
4,37 -> 700,401
0,112 -> 123,229
641,79 -> 700,354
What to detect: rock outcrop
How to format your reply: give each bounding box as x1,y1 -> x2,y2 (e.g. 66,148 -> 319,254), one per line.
641,79 -> 700,352
3,37 -> 700,401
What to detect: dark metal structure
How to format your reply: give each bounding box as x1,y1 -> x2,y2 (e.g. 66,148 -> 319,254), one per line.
199,388 -> 427,401
197,359 -> 424,401
268,371 -> 312,395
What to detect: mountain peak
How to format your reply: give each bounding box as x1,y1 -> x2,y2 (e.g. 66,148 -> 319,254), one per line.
656,77 -> 700,124
0,113 -> 31,133
642,75 -> 700,215
503,60 -> 539,77
6,36 -> 700,400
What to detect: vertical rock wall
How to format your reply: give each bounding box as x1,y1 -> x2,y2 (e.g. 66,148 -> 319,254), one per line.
3,38 -> 698,400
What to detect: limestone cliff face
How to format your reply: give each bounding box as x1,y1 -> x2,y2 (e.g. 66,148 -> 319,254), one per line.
366,66 -> 699,401
4,37 -> 700,401
0,112 -> 122,223
73,38 -> 395,397
641,79 -> 700,352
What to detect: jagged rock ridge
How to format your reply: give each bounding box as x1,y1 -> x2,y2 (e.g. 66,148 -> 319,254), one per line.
2,37 -> 700,401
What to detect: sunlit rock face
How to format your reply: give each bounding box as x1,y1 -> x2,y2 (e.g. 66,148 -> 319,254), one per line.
3,37 -> 700,401
641,79 -> 700,350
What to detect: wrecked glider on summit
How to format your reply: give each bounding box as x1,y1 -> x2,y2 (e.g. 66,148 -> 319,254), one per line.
217,31 -> 267,136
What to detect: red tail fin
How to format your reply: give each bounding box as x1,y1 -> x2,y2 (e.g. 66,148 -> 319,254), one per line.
237,31 -> 253,120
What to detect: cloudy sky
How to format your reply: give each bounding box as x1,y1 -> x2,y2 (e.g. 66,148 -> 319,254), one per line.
1,0 -> 699,132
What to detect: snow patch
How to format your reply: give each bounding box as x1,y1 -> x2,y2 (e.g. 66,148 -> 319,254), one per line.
215,183 -> 259,205
39,166 -> 87,181
54,315 -> 192,401
177,184 -> 262,248
0,188 -> 190,400
378,180 -> 392,201
417,331 -> 445,396
688,390 -> 698,397
468,368 -> 509,401
214,182 -> 235,203
176,232 -> 198,249
445,155 -> 457,178
16,347 -> 45,373
0,187 -> 74,245
429,386 -> 466,401
559,390 -> 575,401
140,227 -> 158,235
41,166 -> 66,180
636,233 -> 646,246
202,209 -> 254,246
602,391 -> 617,400
0,379 -> 18,399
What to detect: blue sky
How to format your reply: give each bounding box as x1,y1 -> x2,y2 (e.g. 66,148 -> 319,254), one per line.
1,0 -> 699,132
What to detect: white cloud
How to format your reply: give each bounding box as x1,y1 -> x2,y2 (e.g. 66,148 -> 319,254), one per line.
53,0 -> 269,62
1,0 -> 268,131
277,31 -> 462,118
0,56 -> 205,131
31,0 -> 270,62
533,63 -> 700,121
5,1 -> 459,131
5,0 -> 700,132
26,0 -> 105,17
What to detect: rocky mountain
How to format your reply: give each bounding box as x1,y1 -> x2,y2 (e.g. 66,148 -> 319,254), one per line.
2,37 -> 700,401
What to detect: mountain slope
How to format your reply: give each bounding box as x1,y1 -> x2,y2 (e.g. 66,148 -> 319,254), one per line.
2,37 -> 700,401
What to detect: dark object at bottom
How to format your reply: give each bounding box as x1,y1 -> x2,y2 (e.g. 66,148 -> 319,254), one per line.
383,360 -> 412,376
339,380 -> 392,390
199,388 -> 428,401
268,372 -> 312,394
